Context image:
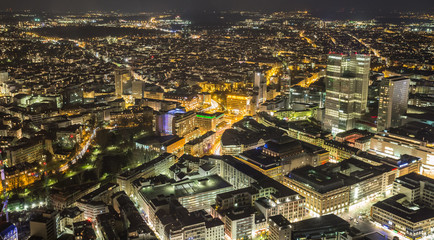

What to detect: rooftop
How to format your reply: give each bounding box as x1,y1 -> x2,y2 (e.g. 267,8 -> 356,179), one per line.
288,157 -> 395,193
269,214 -> 291,227
386,121 -> 434,143
292,214 -> 350,233
373,194 -> 434,223
139,174 -> 232,201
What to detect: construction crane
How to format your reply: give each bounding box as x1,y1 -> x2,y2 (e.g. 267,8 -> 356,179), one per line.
0,149 -> 9,222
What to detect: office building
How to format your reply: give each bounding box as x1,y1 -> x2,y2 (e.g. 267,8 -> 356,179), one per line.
112,192 -> 156,239
0,72 -> 8,95
131,80 -> 144,99
370,122 -> 434,177
117,153 -> 176,196
166,209 -> 225,240
377,76 -> 410,132
290,214 -> 350,240
147,199 -> 224,240
6,137 -> 45,166
136,174 -> 233,223
393,172 -> 434,208
221,117 -> 286,155
371,194 -> 434,240
114,69 -> 132,97
136,134 -> 186,157
268,215 -> 292,240
0,222 -> 18,240
284,157 -> 397,216
0,72 -> 7,84
224,207 -> 255,240
184,131 -> 216,157
75,201 -> 108,222
164,92 -> 200,111
156,109 -> 196,137
139,98 -> 178,112
30,211 -> 59,240
196,112 -> 224,133
212,155 -> 306,223
73,221 -> 97,240
370,174 -> 434,240
238,136 -> 329,181
324,53 -> 370,134
214,183 -> 305,224
226,94 -> 252,115
254,71 -> 267,106
62,85 -> 83,106
49,182 -> 100,211
58,207 -> 84,235
335,129 -> 373,151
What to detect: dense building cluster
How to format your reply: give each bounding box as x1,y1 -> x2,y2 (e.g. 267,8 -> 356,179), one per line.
0,8 -> 432,240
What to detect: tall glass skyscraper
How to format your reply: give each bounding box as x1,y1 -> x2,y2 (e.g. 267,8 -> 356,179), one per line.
0,71 -> 8,95
323,53 -> 370,134
114,69 -> 132,97
377,76 -> 410,132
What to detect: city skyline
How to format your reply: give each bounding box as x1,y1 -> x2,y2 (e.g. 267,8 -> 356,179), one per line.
0,6 -> 432,240
1,0 -> 433,13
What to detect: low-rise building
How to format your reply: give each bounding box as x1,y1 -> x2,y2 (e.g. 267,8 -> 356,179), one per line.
117,153 -> 176,196
224,207 -> 255,240
30,211 -> 59,240
184,131 -> 216,157
393,172 -> 434,208
238,136 -> 329,181
268,215 -> 292,240
5,136 -> 45,166
290,214 -> 350,240
195,112 -> 224,133
371,194 -> 434,240
283,157 -> 397,216
136,135 -> 185,157
370,122 -> 434,177
136,175 -> 233,223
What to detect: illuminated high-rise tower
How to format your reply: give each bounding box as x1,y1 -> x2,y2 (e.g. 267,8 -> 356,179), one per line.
377,76 -> 410,132
253,72 -> 267,105
0,72 -> 7,84
114,69 -> 132,97
0,72 -> 8,95
323,53 -> 370,134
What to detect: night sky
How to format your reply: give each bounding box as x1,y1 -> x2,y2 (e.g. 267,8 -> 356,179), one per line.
0,0 -> 432,12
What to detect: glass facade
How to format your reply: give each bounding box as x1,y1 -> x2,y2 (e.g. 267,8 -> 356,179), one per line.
324,54 -> 370,134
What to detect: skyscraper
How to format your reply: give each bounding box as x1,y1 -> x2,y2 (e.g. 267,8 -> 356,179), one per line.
114,69 -> 132,97
323,53 -> 370,134
377,76 -> 410,132
132,80 -> 144,99
254,71 -> 267,105
0,72 -> 7,84
0,72 -> 8,95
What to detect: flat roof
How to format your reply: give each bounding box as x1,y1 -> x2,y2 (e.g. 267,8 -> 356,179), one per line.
373,194 -> 434,223
119,153 -> 172,179
292,214 -> 349,233
196,112 -> 224,119
240,148 -> 280,170
139,174 -> 232,201
395,172 -> 434,190
218,155 -> 299,198
288,157 -> 395,193
80,182 -> 118,202
386,121 -> 434,143
269,214 -> 291,227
